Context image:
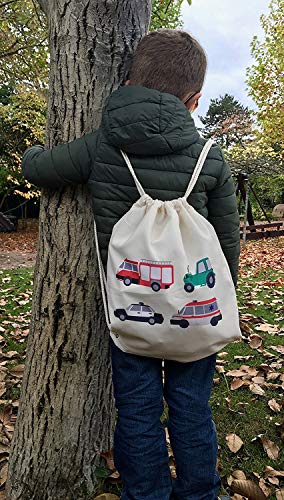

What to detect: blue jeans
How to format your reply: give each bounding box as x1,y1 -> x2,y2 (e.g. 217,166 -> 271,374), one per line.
110,339 -> 221,500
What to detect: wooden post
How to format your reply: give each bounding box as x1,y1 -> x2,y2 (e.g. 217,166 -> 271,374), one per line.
242,180 -> 250,245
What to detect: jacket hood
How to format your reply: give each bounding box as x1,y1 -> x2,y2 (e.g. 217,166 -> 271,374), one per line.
101,86 -> 200,155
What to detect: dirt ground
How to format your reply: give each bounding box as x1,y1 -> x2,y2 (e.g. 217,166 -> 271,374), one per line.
0,221 -> 283,270
0,250 -> 37,269
0,228 -> 38,269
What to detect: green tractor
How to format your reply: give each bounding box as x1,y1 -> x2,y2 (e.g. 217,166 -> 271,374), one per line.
183,257 -> 215,293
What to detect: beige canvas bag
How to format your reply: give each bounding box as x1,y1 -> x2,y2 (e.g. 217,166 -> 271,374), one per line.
94,139 -> 241,362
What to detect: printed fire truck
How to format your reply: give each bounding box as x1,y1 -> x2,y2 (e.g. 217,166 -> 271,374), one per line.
170,298 -> 222,328
116,258 -> 174,292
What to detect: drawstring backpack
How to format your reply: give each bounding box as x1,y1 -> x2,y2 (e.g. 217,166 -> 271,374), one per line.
94,139 -> 241,362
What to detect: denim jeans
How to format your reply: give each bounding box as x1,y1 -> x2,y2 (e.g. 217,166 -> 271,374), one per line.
110,339 -> 221,500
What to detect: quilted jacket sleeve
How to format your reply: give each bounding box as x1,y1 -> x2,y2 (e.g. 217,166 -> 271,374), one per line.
22,131 -> 98,188
207,151 -> 240,285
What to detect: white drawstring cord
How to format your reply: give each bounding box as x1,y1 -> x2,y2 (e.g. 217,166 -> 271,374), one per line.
94,219 -> 111,328
183,139 -> 214,199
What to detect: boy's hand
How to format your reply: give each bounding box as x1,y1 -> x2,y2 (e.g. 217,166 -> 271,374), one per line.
22,131 -> 98,189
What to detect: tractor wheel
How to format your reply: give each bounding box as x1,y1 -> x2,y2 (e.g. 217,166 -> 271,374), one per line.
184,282 -> 194,293
119,313 -> 126,321
179,320 -> 189,329
123,277 -> 132,286
148,317 -> 155,325
210,316 -> 218,326
151,282 -> 161,292
206,272 -> 215,289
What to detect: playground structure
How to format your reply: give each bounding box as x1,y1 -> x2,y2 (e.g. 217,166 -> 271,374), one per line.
236,173 -> 284,243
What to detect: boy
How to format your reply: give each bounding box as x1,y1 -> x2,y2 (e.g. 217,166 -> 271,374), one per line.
23,30 -> 240,499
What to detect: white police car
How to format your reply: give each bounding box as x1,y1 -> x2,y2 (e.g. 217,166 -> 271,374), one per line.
114,302 -> 164,325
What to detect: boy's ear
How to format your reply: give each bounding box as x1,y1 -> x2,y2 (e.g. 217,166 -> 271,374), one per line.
184,92 -> 202,112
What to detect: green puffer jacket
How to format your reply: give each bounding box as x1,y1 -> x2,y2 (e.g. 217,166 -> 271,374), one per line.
22,86 -> 240,283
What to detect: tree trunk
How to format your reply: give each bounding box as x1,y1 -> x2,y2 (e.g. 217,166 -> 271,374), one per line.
6,2 -> 152,499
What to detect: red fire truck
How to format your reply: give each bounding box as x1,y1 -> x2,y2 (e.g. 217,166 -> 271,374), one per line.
116,258 -> 174,292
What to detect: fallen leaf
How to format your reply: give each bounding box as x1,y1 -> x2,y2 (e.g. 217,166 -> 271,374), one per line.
263,466 -> 284,478
249,334 -> 263,349
226,369 -> 248,378
240,321 -> 254,336
94,495 -> 120,500
270,362 -> 282,370
218,351 -> 228,357
9,364 -> 25,378
227,470 -> 247,486
268,399 -> 281,413
100,450 -> 115,470
0,461 -> 8,487
267,372 -> 281,381
259,477 -> 273,496
216,365 -> 225,374
0,383 -> 6,398
257,363 -> 272,373
267,476 -> 279,486
231,479 -> 266,500
260,436 -> 280,460
256,324 -> 278,333
240,365 -> 259,377
0,351 -> 20,360
276,489 -> 284,500
226,433 -> 243,453
108,470 -> 120,480
252,377 -> 265,384
234,355 -> 253,361
249,383 -> 265,396
231,379 -> 245,390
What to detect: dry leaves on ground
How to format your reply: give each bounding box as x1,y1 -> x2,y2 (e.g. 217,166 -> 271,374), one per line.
239,237 -> 284,274
0,229 -> 38,254
94,495 -> 120,500
226,433 -> 244,453
231,478 -> 267,500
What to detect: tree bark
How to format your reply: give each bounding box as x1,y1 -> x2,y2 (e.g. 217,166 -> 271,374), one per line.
6,1 -> 152,499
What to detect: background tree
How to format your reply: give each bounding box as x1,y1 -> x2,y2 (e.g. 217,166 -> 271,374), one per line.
6,1 -> 151,499
0,0 -> 185,207
246,0 -> 284,159
151,0 -> 183,29
225,142 -> 284,220
199,93 -> 283,220
0,0 -> 48,90
0,86 -> 45,208
199,93 -> 254,147
0,0 -> 185,90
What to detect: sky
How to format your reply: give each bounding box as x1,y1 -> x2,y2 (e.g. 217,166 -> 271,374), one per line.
181,0 -> 270,126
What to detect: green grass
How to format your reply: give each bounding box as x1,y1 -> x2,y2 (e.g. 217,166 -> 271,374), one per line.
0,257 -> 283,498
211,264 -> 284,497
0,267 -> 33,407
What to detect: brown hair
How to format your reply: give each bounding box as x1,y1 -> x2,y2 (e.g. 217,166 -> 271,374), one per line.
129,29 -> 207,100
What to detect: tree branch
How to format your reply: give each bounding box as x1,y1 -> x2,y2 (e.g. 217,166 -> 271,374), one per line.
0,37 -> 47,58
37,0 -> 48,15
165,0 -> 174,14
31,0 -> 46,27
0,0 -> 17,9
